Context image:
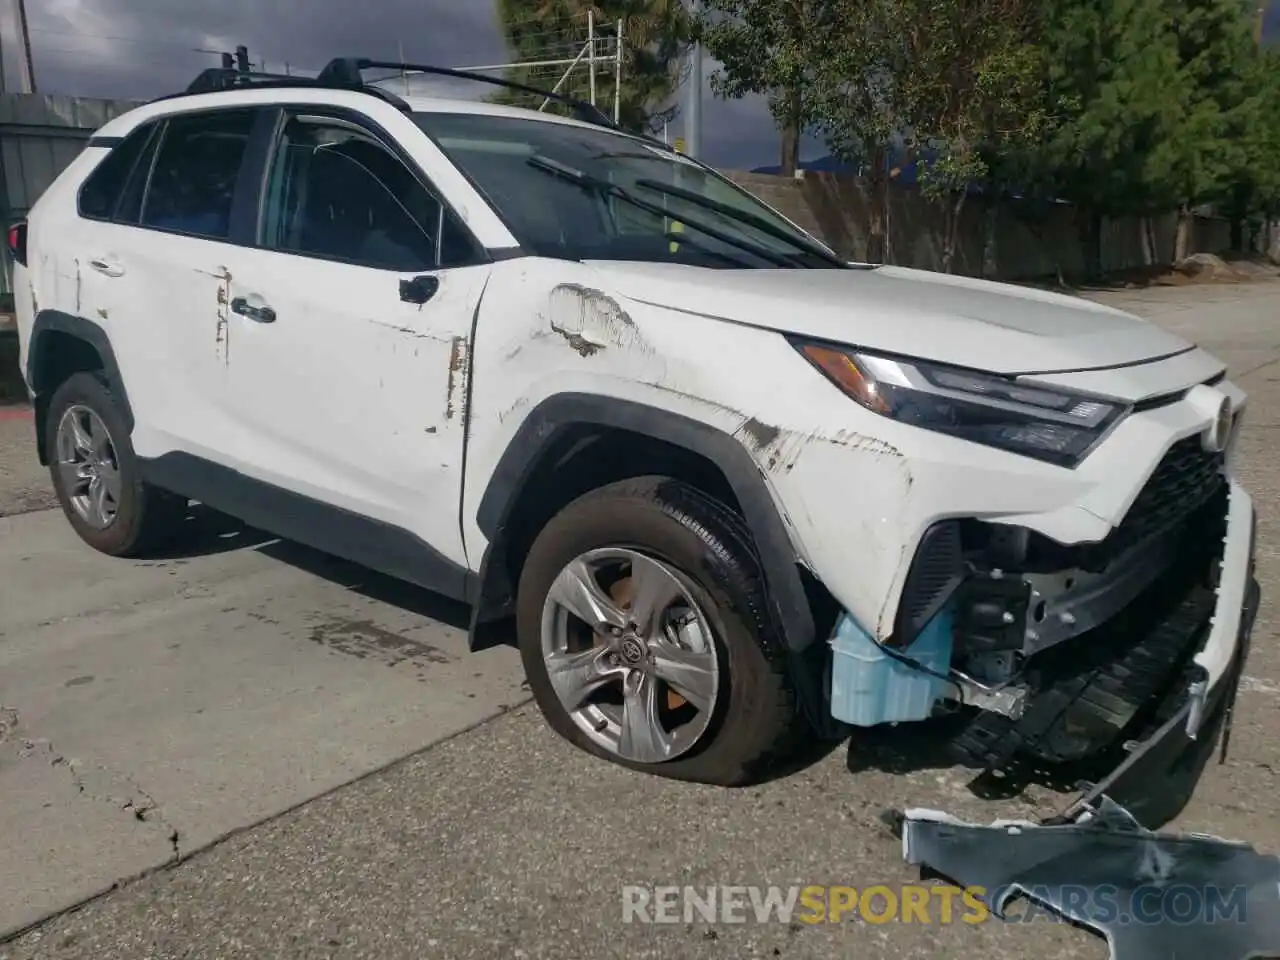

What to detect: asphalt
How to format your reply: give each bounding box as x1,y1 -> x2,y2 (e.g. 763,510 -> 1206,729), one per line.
2,277 -> 1280,959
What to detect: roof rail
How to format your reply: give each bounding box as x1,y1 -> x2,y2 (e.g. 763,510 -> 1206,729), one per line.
163,58 -> 616,130
317,58 -> 618,129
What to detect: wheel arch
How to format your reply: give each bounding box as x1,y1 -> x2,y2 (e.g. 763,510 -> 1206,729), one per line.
26,310 -> 133,466
468,393 -> 817,657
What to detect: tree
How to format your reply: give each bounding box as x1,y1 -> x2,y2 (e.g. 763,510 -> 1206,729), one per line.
800,0 -> 1046,268
1012,0 -> 1186,277
694,0 -> 838,175
1231,46 -> 1280,252
891,0 -> 1049,272
802,0 -> 912,263
1147,0 -> 1260,259
493,0 -> 689,134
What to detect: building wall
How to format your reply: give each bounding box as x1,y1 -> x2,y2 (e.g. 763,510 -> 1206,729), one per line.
0,93 -> 145,301
724,170 -> 1235,281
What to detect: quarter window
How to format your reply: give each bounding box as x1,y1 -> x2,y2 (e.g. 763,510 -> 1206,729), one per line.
77,121 -> 156,221
141,109 -> 257,241
260,114 -> 473,271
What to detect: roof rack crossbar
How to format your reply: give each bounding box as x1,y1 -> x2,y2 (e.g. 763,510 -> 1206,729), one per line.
170,66 -> 409,110
317,58 -> 618,129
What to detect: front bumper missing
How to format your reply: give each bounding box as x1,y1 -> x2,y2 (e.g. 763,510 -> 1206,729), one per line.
954,482 -> 1255,782
1056,568 -> 1258,829
1051,484 -> 1258,825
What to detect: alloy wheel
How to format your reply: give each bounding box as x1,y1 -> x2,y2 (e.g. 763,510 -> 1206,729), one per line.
539,547 -> 721,763
55,404 -> 122,530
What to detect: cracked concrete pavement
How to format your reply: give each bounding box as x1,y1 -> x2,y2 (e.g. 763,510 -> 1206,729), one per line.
0,508 -> 528,936
1,278 -> 1280,958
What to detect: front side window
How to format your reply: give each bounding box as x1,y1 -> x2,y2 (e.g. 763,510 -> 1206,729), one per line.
141,108 -> 257,241
414,112 -> 842,269
259,114 -> 473,271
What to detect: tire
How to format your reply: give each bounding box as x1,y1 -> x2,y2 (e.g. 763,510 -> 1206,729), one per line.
45,372 -> 186,557
516,475 -> 804,786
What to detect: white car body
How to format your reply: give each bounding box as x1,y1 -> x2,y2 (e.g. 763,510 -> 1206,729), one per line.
9,66 -> 1258,788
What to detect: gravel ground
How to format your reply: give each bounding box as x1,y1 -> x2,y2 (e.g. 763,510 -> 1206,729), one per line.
0,408 -> 53,518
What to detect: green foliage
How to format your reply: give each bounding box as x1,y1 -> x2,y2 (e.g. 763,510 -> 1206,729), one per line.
698,0 -> 1278,248
1142,0 -> 1259,214
1249,50 -> 1280,216
1007,0 -> 1187,216
492,0 -> 689,133
693,0 -> 841,171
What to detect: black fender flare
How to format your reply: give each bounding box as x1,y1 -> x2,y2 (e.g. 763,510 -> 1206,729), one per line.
469,393 -> 817,655
26,310 -> 133,464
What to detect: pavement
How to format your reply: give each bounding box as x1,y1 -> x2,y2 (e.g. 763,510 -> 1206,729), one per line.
2,278 -> 1280,959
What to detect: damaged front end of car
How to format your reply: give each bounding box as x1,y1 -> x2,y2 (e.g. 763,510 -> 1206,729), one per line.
828,423 -> 1259,823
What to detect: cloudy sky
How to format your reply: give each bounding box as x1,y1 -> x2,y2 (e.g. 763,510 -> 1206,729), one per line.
3,0 -> 805,171
6,0 -> 1276,171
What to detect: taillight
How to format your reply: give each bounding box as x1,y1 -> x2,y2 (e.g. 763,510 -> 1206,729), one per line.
7,221 -> 27,267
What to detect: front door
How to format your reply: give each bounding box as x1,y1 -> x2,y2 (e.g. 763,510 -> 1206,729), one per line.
222,108 -> 492,576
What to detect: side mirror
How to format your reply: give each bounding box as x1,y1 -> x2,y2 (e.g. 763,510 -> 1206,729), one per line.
399,274 -> 440,305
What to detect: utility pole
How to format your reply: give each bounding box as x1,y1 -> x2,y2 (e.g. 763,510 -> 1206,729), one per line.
14,0 -> 37,93
1257,2 -> 1271,47
682,0 -> 703,159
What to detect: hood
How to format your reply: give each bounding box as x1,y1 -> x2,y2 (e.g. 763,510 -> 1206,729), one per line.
582,261 -> 1192,375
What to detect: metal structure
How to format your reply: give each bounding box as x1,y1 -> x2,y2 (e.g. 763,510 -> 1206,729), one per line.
452,10 -> 626,123
682,0 -> 703,158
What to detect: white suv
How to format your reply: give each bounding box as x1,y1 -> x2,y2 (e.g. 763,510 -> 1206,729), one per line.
8,59 -> 1260,792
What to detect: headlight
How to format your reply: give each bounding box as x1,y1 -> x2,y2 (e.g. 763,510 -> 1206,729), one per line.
793,340 -> 1128,467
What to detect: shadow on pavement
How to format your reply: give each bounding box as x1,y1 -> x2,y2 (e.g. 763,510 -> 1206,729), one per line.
148,505 -> 469,638
254,535 -> 475,632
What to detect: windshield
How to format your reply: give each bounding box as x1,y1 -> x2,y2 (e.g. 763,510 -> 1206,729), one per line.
413,112 -> 841,269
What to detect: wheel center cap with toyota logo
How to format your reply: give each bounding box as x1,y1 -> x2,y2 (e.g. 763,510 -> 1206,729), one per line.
620,636 -> 647,664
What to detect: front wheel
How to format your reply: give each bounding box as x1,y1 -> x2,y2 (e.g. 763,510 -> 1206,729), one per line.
516,476 -> 803,786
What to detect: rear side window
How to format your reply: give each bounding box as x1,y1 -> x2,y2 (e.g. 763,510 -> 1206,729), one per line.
141,109 -> 257,241
77,122 -> 156,221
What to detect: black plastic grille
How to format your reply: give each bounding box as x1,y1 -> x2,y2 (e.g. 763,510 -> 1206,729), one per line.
1101,435 -> 1225,559
895,521 -> 964,642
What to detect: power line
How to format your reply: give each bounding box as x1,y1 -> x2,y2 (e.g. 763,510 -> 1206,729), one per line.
28,25 -> 291,64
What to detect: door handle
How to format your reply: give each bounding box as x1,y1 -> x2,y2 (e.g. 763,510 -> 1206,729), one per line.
399,275 -> 440,305
230,296 -> 276,323
88,258 -> 125,278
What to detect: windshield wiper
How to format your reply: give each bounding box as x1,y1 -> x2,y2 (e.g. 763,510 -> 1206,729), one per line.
631,178 -> 848,268
525,155 -> 796,268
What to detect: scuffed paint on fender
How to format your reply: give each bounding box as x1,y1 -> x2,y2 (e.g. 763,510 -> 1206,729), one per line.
545,283 -> 654,357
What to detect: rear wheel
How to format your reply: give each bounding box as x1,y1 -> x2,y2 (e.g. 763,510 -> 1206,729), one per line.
516,476 -> 803,786
46,372 -> 186,556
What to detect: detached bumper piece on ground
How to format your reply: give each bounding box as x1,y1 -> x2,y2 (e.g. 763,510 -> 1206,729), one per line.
885,551 -> 1265,957
898,797 -> 1280,960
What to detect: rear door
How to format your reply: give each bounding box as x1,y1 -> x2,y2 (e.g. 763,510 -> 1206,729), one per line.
111,106 -> 275,463
220,107 -> 493,574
